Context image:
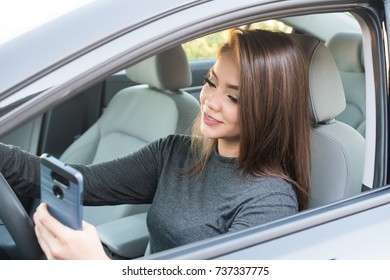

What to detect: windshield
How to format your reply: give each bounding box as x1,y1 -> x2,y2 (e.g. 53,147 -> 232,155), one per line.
0,0 -> 93,45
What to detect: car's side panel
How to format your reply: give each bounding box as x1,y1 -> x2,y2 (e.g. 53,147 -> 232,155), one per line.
216,202 -> 390,259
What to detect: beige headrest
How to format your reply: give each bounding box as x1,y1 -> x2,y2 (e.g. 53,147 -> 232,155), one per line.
326,32 -> 364,72
126,45 -> 192,91
291,34 -> 346,123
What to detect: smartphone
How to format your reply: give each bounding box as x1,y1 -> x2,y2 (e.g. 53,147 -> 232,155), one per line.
40,153 -> 83,230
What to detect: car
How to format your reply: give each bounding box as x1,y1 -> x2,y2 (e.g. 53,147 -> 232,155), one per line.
0,0 -> 389,260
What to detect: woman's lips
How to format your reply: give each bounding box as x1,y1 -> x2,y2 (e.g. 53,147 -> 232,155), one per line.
203,112 -> 222,127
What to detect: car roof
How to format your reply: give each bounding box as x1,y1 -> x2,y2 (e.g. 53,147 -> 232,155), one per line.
0,0 -> 199,97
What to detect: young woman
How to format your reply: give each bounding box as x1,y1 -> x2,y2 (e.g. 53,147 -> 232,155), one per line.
1,29 -> 311,259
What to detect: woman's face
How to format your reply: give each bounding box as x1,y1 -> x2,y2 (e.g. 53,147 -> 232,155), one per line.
199,52 -> 240,145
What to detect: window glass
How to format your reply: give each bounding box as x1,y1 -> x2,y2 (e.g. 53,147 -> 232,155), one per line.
183,20 -> 293,60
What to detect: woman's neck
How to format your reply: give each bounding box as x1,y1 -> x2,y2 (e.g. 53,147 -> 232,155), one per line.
217,139 -> 239,158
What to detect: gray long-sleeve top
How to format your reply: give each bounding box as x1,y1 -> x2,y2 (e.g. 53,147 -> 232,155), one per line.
0,134 -> 298,253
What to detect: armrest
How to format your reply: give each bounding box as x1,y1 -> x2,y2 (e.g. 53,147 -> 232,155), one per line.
96,212 -> 149,259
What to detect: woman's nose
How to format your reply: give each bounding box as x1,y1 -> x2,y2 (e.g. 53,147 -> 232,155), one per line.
204,91 -> 221,111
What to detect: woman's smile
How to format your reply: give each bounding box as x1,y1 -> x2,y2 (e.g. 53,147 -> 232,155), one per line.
203,112 -> 223,127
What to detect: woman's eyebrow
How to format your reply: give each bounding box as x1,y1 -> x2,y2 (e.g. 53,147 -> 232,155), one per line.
211,69 -> 239,91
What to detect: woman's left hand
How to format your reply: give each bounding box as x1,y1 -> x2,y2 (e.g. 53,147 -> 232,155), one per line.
33,203 -> 109,260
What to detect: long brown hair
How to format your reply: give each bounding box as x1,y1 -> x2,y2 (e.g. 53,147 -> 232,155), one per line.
189,29 -> 311,210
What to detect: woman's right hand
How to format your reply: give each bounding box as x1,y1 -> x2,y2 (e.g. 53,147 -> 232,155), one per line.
33,203 -> 110,260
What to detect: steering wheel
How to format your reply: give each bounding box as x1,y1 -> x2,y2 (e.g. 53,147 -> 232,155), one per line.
0,173 -> 45,259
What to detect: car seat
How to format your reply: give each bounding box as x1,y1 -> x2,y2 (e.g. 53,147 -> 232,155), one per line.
326,32 -> 366,137
291,34 -> 365,208
60,45 -> 200,225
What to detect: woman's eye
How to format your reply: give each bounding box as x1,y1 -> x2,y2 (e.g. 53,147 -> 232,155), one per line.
228,95 -> 239,104
204,76 -> 216,88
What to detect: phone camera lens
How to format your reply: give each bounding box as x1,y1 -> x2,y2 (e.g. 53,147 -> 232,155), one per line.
52,185 -> 64,199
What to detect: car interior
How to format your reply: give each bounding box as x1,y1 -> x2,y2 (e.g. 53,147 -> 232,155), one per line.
0,11 -> 372,259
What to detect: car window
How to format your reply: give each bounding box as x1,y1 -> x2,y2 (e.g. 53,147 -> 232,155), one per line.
183,20 -> 293,61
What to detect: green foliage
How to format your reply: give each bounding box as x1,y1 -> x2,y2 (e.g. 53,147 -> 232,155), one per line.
183,31 -> 229,60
